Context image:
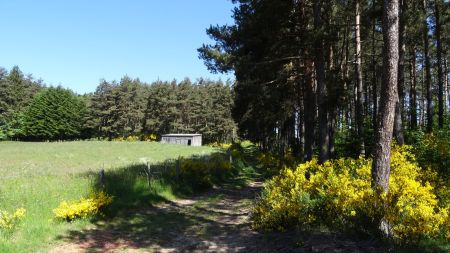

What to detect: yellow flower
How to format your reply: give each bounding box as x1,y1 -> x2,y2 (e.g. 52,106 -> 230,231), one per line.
252,145 -> 449,239
53,192 -> 113,221
0,208 -> 26,233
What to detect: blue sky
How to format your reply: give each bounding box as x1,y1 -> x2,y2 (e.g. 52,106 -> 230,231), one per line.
0,1 -> 235,94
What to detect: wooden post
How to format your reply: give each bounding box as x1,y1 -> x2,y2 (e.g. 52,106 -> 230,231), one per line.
176,158 -> 180,181
99,169 -> 105,189
146,161 -> 151,186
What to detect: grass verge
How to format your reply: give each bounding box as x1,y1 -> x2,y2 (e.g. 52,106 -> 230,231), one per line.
0,141 -> 215,252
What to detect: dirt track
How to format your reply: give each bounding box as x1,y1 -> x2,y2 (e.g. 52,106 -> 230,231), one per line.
49,181 -> 385,253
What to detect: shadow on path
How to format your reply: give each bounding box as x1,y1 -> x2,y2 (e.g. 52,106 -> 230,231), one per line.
50,180 -> 302,252
50,179 -> 388,253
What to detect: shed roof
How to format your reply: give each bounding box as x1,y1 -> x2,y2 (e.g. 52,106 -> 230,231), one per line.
161,134 -> 202,137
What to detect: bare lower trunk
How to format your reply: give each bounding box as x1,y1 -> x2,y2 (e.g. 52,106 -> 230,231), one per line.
372,0 -> 399,236
446,58 -> 450,111
304,59 -> 315,161
328,44 -> 337,159
410,46 -> 418,129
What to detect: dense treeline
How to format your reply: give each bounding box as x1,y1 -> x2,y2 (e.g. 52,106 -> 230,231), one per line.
0,66 -> 235,143
200,0 -> 449,159
84,77 -> 236,143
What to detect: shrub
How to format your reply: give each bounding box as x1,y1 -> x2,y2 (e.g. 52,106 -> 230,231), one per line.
405,130 -> 450,207
256,150 -> 299,176
252,145 -> 449,240
174,154 -> 232,190
0,208 -> 26,235
112,135 -> 140,142
112,134 -> 158,142
207,142 -> 232,149
53,192 -> 113,221
142,133 -> 158,142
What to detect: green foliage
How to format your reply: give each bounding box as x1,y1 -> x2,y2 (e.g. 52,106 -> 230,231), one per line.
20,87 -> 86,140
0,66 -> 43,140
411,130 -> 449,181
407,130 -> 450,206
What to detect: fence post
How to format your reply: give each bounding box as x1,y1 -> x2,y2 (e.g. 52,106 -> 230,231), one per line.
146,161 -> 151,186
99,168 -> 105,189
176,157 -> 180,181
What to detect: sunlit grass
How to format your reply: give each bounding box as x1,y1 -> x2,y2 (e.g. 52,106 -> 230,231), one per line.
0,141 -> 214,252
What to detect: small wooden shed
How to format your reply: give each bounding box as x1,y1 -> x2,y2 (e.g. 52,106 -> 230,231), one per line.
160,134 -> 202,146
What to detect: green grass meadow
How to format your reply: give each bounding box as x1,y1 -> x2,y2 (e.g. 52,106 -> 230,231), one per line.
0,141 -> 214,252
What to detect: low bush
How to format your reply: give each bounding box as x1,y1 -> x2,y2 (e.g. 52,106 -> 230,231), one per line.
412,131 -> 450,204
53,191 -> 113,221
256,151 -> 299,177
111,133 -> 158,142
0,208 -> 26,235
176,153 -> 232,190
207,142 -> 232,149
252,145 -> 449,240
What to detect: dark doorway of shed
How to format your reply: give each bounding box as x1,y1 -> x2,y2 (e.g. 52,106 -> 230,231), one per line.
188,140 -> 192,146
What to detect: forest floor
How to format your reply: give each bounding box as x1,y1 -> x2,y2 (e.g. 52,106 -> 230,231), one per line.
49,178 -> 387,253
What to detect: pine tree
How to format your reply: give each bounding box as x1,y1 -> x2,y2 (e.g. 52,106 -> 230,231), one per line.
21,86 -> 86,140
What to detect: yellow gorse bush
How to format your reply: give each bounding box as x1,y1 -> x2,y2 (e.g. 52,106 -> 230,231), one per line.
111,134 -> 158,142
253,145 -> 449,240
176,155 -> 232,189
0,208 -> 26,233
142,133 -> 158,142
53,192 -> 113,221
207,142 -> 233,149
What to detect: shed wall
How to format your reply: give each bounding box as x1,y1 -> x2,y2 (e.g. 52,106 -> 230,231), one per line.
160,135 -> 202,146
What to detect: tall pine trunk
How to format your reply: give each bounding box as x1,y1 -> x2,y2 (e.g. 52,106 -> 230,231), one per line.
298,0 -> 315,161
394,0 -> 405,144
314,1 -> 330,163
434,0 -> 444,128
423,0 -> 433,133
372,0 -> 399,236
410,46 -> 418,129
355,0 -> 366,154
372,0 -> 378,131
328,43 -> 338,159
304,56 -> 316,161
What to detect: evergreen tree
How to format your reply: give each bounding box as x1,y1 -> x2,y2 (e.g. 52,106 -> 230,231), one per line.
0,66 -> 43,140
21,86 -> 86,140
